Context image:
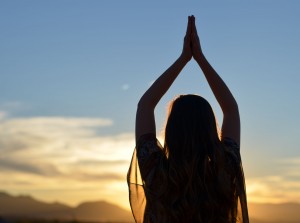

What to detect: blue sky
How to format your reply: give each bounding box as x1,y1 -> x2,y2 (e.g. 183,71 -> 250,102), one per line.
0,0 -> 300,208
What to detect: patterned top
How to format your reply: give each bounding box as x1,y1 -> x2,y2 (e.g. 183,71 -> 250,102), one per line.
127,134 -> 249,223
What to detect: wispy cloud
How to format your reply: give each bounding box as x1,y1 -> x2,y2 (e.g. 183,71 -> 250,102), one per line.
246,156 -> 300,203
1,114 -> 299,209
0,115 -> 134,208
0,111 -> 6,121
0,157 -> 61,176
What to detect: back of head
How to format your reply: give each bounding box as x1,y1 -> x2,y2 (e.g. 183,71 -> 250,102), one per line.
165,94 -> 219,162
147,95 -> 238,223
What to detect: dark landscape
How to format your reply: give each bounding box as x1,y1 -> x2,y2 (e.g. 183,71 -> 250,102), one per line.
1,191 -> 300,223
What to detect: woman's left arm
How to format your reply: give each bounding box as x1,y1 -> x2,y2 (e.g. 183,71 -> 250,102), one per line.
136,16 -> 193,144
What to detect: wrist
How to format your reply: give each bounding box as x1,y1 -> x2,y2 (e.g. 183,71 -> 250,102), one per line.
179,54 -> 190,64
195,52 -> 205,64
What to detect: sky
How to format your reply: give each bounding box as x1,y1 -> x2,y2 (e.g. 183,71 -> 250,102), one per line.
0,0 -> 300,210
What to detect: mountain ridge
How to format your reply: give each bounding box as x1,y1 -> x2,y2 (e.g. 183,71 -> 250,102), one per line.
1,191 -> 300,223
0,191 -> 133,222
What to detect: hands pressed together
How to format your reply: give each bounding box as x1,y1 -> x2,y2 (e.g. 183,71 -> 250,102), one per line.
181,15 -> 203,63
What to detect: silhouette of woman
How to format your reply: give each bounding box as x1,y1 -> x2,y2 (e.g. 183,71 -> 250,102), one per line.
128,15 -> 249,223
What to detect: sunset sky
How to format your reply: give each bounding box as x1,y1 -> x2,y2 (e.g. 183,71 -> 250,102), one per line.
1,1 -> 300,210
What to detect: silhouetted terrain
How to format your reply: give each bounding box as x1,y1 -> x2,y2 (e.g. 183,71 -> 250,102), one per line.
0,192 -> 133,222
1,191 -> 300,223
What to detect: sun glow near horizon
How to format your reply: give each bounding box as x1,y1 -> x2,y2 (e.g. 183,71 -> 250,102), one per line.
0,114 -> 299,211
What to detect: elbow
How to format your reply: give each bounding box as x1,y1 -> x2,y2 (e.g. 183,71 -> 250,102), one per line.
137,96 -> 155,110
137,98 -> 146,109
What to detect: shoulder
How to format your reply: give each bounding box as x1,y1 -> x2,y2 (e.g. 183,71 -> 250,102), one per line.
137,133 -> 158,147
137,133 -> 162,153
221,137 -> 241,164
136,133 -> 163,167
222,137 -> 240,152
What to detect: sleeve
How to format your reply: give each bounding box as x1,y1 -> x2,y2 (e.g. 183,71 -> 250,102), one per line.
136,133 -> 162,184
222,137 -> 240,153
222,137 -> 250,223
127,133 -> 163,223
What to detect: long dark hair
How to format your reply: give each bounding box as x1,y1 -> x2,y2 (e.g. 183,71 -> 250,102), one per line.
145,95 -> 238,223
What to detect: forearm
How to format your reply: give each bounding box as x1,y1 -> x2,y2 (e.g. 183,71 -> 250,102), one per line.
138,55 -> 188,109
196,54 -> 238,112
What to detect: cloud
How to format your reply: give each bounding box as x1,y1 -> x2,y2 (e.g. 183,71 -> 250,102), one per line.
76,159 -> 129,166
0,111 -> 6,121
2,115 -> 299,209
0,116 -> 113,152
247,176 -> 300,203
246,157 -> 300,203
0,115 -> 135,207
0,157 -> 61,176
75,172 -> 125,181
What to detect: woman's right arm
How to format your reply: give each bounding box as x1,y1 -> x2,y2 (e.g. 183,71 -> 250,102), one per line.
191,16 -> 240,145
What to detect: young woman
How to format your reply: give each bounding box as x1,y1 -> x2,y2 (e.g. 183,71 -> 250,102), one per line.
128,15 -> 249,223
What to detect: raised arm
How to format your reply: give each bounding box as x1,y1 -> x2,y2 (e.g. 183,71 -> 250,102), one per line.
190,16 -> 240,145
135,17 -> 193,144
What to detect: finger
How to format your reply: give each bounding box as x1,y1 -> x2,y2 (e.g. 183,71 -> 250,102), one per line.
192,16 -> 198,35
186,16 -> 192,35
190,16 -> 195,34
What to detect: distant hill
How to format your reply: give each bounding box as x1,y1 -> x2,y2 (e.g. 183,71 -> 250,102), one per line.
0,191 -> 133,222
1,191 -> 300,223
